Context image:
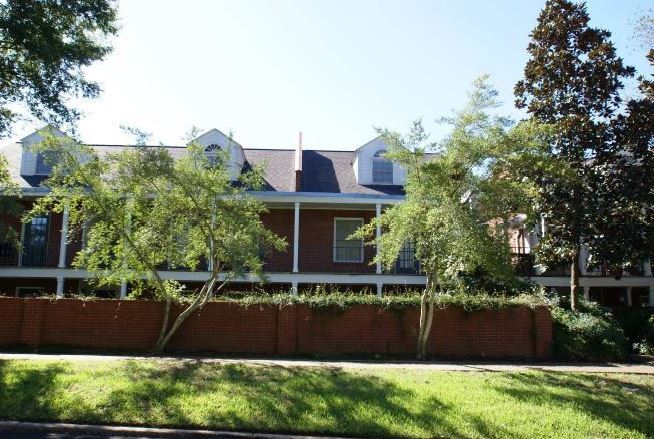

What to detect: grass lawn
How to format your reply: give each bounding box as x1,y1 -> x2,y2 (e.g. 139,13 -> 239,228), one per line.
0,360 -> 653,438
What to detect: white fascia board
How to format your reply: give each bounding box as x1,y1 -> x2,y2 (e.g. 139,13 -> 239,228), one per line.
0,267 -> 426,285
19,188 -> 405,205
1,268 -> 653,288
249,191 -> 405,205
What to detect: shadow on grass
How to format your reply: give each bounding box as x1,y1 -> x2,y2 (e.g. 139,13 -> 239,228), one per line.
3,360 -> 652,438
0,359 -> 458,438
0,360 -> 95,420
492,372 -> 654,437
104,360 -> 460,438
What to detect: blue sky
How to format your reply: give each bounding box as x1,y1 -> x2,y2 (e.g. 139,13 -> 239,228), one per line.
14,0 -> 654,149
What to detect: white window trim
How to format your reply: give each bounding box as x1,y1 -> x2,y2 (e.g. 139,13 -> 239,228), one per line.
15,286 -> 46,297
371,150 -> 394,185
333,217 -> 364,263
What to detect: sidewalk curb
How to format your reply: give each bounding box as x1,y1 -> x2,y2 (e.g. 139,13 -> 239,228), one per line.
0,420 -> 357,438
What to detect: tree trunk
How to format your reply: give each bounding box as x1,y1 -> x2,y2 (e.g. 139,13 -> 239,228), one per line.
153,296 -> 172,352
416,287 -> 429,360
570,246 -> 580,311
416,277 -> 436,360
151,276 -> 219,353
152,299 -> 203,352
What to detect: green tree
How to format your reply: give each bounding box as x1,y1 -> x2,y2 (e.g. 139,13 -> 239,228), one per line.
357,77 -> 551,359
593,10 -> 654,278
30,130 -> 286,352
0,153 -> 20,244
515,0 -> 636,309
0,0 -> 118,136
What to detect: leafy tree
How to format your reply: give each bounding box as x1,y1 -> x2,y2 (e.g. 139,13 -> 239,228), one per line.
0,0 -> 118,137
515,0 -> 637,309
357,77 -> 551,359
0,153 -> 20,245
594,13 -> 654,278
30,131 -> 286,352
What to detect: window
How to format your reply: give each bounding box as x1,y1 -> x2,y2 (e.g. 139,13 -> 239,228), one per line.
334,218 -> 364,263
372,149 -> 393,184
21,215 -> 49,267
35,152 -> 54,175
205,143 -> 221,166
398,240 -> 416,270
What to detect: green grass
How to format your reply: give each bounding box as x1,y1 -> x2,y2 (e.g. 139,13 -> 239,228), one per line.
1,360 -> 653,438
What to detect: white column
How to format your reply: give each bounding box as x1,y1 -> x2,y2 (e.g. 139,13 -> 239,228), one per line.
644,259 -> 652,277
583,286 -> 590,301
291,282 -> 298,296
120,281 -> 127,299
649,285 -> 654,307
626,287 -> 633,307
579,244 -> 588,276
375,203 -> 382,275
56,276 -> 64,299
376,282 -> 383,298
58,207 -> 70,268
292,202 -> 300,273
540,216 -> 547,237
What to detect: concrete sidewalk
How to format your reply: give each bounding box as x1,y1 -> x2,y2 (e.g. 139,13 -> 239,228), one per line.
0,420 -> 355,438
1,352 -> 653,374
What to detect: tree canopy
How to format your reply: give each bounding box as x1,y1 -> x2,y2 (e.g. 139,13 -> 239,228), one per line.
514,0 -> 652,308
30,130 -> 286,351
0,0 -> 118,136
356,76 -> 553,358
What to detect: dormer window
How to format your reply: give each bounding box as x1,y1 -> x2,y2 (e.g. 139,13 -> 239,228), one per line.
372,149 -> 393,184
35,152 -> 54,175
204,143 -> 221,166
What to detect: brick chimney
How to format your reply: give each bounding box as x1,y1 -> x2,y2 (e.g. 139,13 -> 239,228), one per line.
294,131 -> 302,191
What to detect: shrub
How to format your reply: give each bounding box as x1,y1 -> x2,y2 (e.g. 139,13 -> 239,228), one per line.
612,308 -> 654,356
551,298 -> 628,361
631,314 -> 654,356
225,289 -> 548,311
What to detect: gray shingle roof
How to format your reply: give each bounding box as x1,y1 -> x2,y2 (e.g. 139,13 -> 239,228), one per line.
0,142 -> 405,196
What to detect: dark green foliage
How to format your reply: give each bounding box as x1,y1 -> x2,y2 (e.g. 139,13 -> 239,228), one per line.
551,299 -> 628,361
231,290 -> 547,312
614,309 -> 654,356
515,0 -> 649,308
0,0 -> 118,136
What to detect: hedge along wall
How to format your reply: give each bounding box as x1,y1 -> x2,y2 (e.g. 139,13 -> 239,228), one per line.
0,298 -> 552,359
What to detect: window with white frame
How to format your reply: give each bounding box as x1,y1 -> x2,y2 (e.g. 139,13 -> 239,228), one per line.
334,218 -> 364,263
372,149 -> 393,184
204,143 -> 221,166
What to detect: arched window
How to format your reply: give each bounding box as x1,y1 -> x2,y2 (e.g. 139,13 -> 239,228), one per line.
372,149 -> 393,184
205,144 -> 221,166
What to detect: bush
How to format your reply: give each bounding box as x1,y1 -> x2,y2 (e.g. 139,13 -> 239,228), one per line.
225,289 -> 548,311
551,298 -> 629,362
613,308 -> 654,356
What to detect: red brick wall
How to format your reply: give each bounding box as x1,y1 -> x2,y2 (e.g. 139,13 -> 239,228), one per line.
260,209 -> 294,272
299,209 -> 376,273
0,298 -> 552,359
45,212 -> 62,267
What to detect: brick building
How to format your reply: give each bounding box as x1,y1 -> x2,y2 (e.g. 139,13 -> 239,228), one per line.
0,127 -> 652,307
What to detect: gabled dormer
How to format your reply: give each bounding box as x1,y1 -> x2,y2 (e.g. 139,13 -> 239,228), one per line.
191,128 -> 245,180
352,136 -> 405,185
19,126 -> 67,176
